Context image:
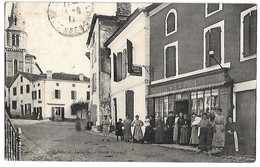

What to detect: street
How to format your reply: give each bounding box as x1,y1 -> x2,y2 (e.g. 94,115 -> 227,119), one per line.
12,119 -> 250,162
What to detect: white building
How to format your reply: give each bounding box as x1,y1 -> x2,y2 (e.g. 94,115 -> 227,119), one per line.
8,71 -> 90,120
104,5 -> 158,124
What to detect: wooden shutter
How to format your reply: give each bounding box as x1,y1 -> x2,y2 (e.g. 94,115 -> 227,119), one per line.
127,39 -> 133,73
165,46 -> 176,77
122,50 -> 127,79
113,53 -> 117,82
243,12 -> 250,57
205,30 -> 210,67
209,27 -> 221,66
58,90 -> 61,99
117,52 -> 122,81
126,90 -> 134,121
250,10 -> 257,55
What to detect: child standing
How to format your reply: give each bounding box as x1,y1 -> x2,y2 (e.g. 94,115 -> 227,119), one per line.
116,118 -> 124,141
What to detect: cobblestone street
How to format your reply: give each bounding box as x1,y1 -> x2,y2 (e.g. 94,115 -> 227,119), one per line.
12,119 -> 254,162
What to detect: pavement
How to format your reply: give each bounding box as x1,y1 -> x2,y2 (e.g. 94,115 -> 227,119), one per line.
11,119 -> 255,162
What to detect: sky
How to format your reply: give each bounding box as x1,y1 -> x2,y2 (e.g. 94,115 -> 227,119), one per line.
5,2 -> 151,77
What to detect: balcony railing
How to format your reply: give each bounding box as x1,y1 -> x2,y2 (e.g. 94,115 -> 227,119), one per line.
4,111 -> 22,161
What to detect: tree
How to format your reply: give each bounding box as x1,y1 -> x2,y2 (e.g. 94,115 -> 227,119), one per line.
70,100 -> 88,118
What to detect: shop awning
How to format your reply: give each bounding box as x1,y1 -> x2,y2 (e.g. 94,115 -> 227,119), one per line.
146,81 -> 228,98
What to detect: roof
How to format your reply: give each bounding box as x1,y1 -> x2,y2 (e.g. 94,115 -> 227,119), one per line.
104,3 -> 161,47
86,14 -> 120,45
5,76 -> 16,88
19,71 -> 46,82
25,54 -> 36,59
51,73 -> 90,82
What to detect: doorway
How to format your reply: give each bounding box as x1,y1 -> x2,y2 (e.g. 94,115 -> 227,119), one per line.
174,100 -> 189,115
126,90 -> 134,121
113,98 -> 117,127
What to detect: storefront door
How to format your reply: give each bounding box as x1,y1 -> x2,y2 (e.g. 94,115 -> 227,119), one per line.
174,100 -> 189,115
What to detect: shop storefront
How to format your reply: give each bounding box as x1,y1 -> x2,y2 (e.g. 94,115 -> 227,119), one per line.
147,69 -> 233,122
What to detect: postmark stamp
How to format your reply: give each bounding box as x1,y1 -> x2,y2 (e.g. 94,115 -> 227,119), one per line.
47,2 -> 93,37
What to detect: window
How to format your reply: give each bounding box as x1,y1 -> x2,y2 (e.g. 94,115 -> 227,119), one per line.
20,86 -> 23,94
38,90 -> 41,99
27,68 -> 30,73
38,83 -> 40,86
13,59 -> 18,75
20,76 -> 23,82
117,52 -> 122,81
13,87 -> 17,96
55,90 -> 61,99
88,85 -> 90,88
87,91 -> 90,100
32,91 -> 37,100
16,35 -> 19,47
164,41 -> 178,78
165,9 -> 177,36
72,84 -> 75,87
12,34 -> 15,46
14,16 -> 17,26
240,6 -> 257,61
204,20 -> 224,68
26,84 -> 30,93
28,104 -> 31,116
190,89 -> 219,116
71,91 -> 77,100
12,101 -> 17,109
56,83 -> 59,86
205,4 -> 223,17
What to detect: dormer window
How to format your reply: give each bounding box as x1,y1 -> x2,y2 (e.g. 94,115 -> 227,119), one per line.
205,4 -> 223,17
165,9 -> 177,36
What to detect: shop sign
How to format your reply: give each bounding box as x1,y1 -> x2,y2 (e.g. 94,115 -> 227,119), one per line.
130,65 -> 142,76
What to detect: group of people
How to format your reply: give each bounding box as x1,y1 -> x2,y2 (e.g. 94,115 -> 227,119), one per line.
100,108 -> 238,155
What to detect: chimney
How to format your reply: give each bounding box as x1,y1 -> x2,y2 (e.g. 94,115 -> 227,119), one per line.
79,73 -> 84,81
46,70 -> 52,79
116,3 -> 131,21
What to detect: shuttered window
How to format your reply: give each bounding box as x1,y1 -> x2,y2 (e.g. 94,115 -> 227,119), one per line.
71,91 -> 77,100
127,39 -> 133,73
126,90 -> 134,121
207,4 -> 219,15
166,12 -> 176,34
205,26 -> 221,67
13,87 -> 17,96
26,85 -> 30,93
165,46 -> 177,78
20,86 -> 23,94
55,90 -> 61,99
243,9 -> 257,57
113,53 -> 118,82
117,52 -> 122,81
122,49 -> 127,79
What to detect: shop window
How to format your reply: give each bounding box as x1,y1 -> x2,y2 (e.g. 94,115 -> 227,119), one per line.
165,9 -> 177,36
190,88 -> 219,115
205,4 -> 222,17
240,6 -> 257,61
168,95 -> 175,113
204,21 -> 224,68
163,96 -> 169,123
155,97 -> 164,120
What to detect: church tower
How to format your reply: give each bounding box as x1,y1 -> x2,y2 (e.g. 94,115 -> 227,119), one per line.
5,2 -> 28,77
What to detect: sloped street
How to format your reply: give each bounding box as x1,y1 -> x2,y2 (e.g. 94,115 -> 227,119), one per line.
12,119 -> 254,162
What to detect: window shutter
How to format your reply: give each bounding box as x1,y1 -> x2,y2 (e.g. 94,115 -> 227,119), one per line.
127,39 -> 133,73
75,91 -> 77,99
122,49 -> 127,79
126,90 -> 134,121
165,46 -> 176,77
250,10 -> 257,55
117,52 -> 122,81
71,91 -> 73,99
113,53 -> 117,82
58,90 -> 61,99
243,12 -> 250,57
32,91 -> 34,100
209,27 -> 221,66
205,30 -> 210,67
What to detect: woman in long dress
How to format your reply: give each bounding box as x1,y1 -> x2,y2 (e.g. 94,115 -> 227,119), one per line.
173,113 -> 179,143
123,115 -> 132,142
189,113 -> 200,146
224,116 -> 238,155
212,108 -> 226,150
179,114 -> 190,145
155,117 -> 165,144
131,115 -> 144,143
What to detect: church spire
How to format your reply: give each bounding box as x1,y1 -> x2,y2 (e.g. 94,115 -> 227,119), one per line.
8,2 -> 25,30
